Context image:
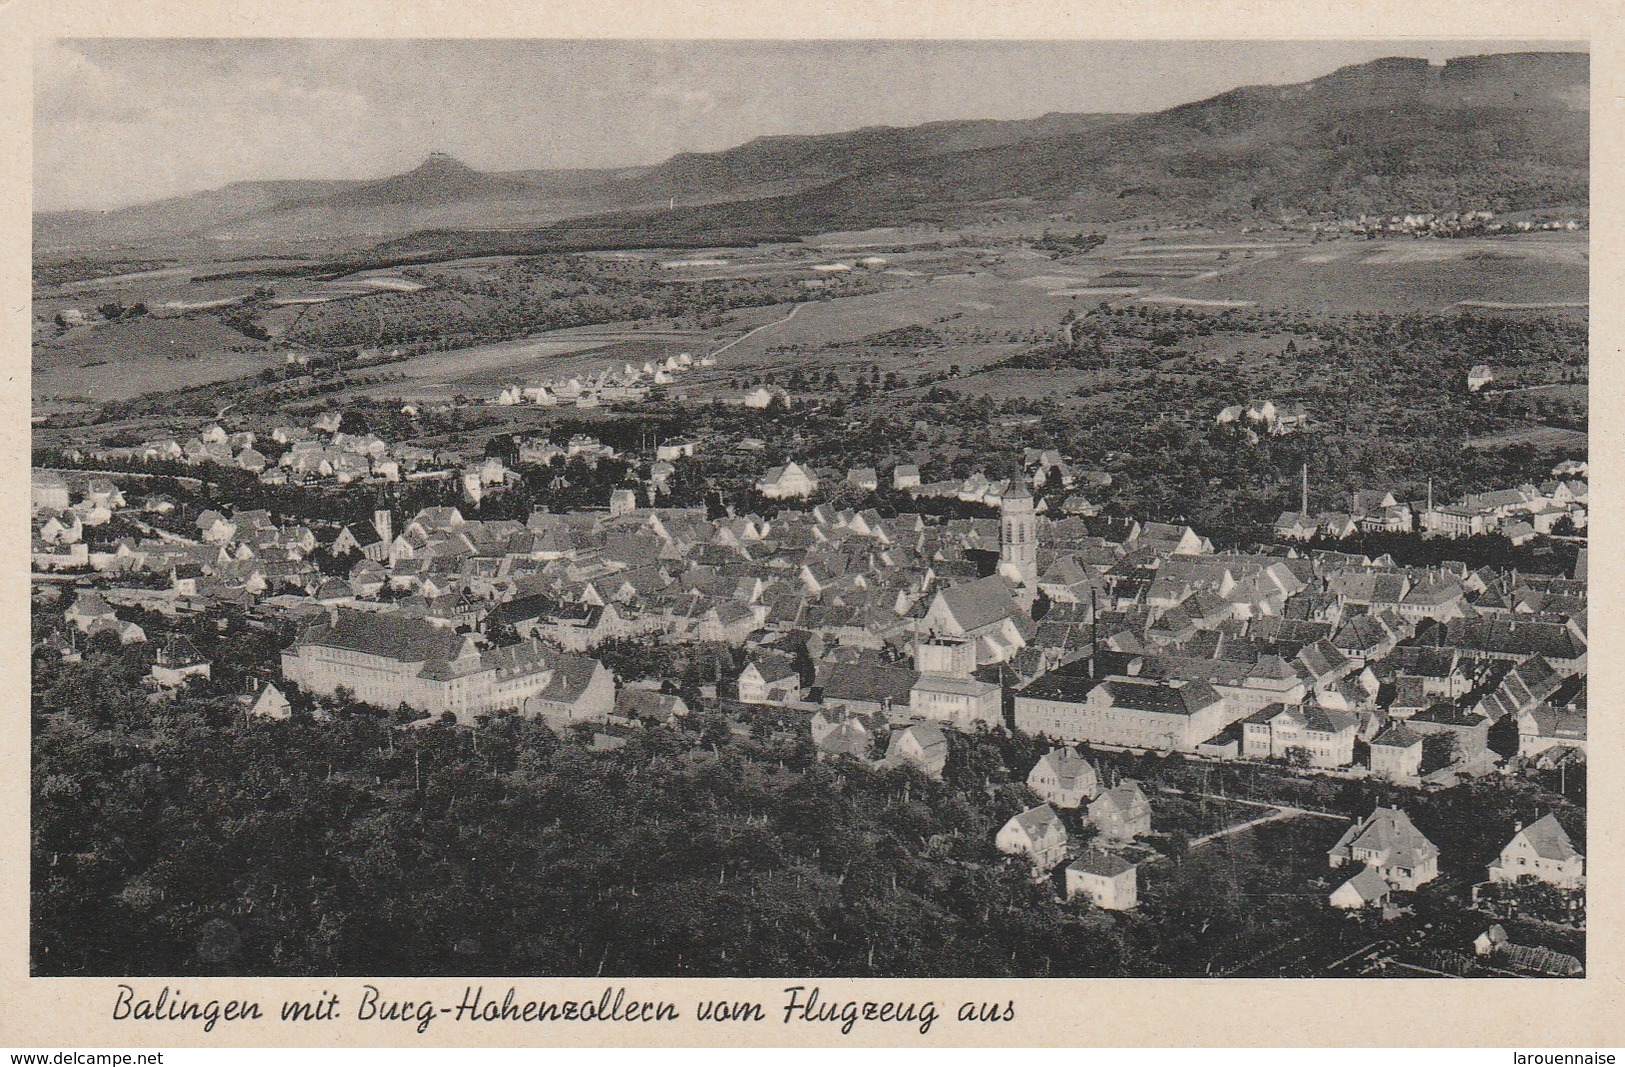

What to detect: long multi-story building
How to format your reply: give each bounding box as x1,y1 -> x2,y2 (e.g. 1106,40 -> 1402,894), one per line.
281,608 -> 611,725
1013,670 -> 1232,752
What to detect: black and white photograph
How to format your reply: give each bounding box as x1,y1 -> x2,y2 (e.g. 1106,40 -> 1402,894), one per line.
27,32 -> 1591,992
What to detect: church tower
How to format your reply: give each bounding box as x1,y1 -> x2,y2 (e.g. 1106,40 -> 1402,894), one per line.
1000,488 -> 1037,588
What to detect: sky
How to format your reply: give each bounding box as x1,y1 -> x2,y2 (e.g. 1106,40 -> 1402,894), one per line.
35,38 -> 1586,212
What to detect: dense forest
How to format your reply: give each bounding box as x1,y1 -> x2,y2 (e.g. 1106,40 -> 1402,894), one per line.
32,657 -> 1117,977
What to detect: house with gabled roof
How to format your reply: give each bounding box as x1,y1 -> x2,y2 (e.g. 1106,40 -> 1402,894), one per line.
521,647 -> 615,726
880,722 -> 948,778
1273,511 -> 1319,541
1089,780 -> 1151,841
246,680 -> 292,720
149,637 -> 211,688
811,711 -> 873,762
845,467 -> 878,492
86,615 -> 146,646
1330,864 -> 1391,910
1134,522 -> 1211,557
614,688 -> 689,724
1488,814 -> 1584,890
333,522 -> 388,562
737,651 -> 803,705
996,803 -> 1069,872
919,575 -> 1032,665
1027,746 -> 1100,808
1295,638 -> 1353,691
1475,655 -> 1563,722
1517,702 -> 1586,759
65,590 -> 117,632
1331,613 -> 1400,665
1329,806 -> 1439,890
1092,782 -> 1157,838
757,461 -> 819,499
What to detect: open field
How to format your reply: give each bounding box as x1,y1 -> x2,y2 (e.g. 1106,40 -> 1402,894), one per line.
1160,234 -> 1587,315
32,313 -> 277,408
346,326 -> 725,401
32,223 -> 1589,421
1467,424 -> 1588,450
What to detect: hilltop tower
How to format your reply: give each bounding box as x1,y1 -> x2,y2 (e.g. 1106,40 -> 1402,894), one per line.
1000,488 -> 1038,588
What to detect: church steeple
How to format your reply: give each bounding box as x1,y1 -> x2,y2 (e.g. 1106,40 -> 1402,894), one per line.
1000,488 -> 1037,588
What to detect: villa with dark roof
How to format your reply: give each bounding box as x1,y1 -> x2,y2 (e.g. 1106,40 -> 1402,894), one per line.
1089,780 -> 1152,841
1368,721 -> 1425,781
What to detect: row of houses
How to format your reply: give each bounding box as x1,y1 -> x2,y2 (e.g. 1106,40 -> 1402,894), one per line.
495,353 -> 716,408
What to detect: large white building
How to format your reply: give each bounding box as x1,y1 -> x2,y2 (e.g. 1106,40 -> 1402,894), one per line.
1014,671 -> 1233,753
282,609 -> 612,725
909,633 -> 1002,729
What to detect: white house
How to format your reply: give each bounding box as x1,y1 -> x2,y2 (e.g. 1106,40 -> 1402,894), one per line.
247,681 -> 293,720
757,462 -> 819,500
1328,806 -> 1439,891
1330,865 -> 1391,910
1487,814 -> 1584,890
996,804 -> 1069,872
743,386 -> 789,409
1027,747 -> 1100,808
908,633 -> 1001,729
1066,849 -> 1138,910
737,654 -> 802,705
880,723 -> 949,778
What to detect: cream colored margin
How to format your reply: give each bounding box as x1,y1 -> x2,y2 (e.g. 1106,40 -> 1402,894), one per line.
0,0 -> 1615,1048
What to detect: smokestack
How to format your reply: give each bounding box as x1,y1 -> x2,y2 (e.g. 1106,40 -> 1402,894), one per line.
1089,586 -> 1099,679
1301,463 -> 1309,515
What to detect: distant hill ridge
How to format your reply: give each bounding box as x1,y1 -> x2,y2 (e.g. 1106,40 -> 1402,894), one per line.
34,51 -> 1587,254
